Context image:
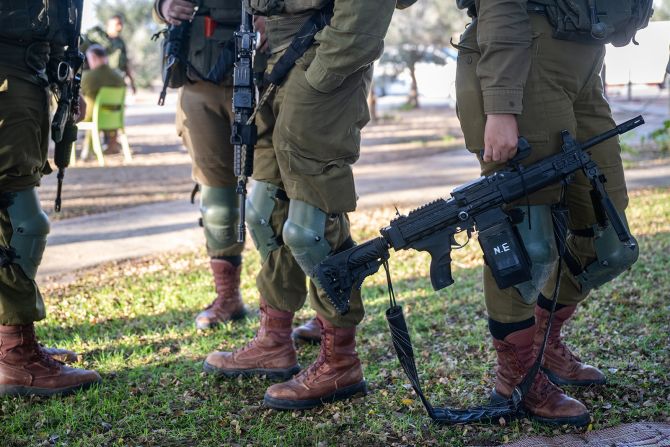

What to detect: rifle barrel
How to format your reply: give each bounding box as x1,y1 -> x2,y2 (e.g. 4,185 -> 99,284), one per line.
581,115 -> 644,151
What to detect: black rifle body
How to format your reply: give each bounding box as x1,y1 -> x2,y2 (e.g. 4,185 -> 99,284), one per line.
51,0 -> 85,212
158,21 -> 191,106
231,6 -> 258,243
315,116 -> 644,314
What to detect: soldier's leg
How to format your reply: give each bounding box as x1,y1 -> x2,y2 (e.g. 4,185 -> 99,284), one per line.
176,81 -> 246,329
0,77 -> 100,395
263,63 -> 373,410
535,47 -> 637,387
455,17 -> 588,425
203,80 -> 304,380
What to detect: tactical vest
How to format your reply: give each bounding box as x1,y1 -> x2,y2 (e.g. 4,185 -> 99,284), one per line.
188,0 -> 242,81
530,0 -> 653,47
457,0 -> 653,47
0,0 -> 70,81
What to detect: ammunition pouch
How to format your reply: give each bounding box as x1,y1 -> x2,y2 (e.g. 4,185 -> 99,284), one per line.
246,0 -> 332,15
188,10 -> 238,83
530,0 -> 654,47
475,208 -> 532,292
566,220 -> 639,293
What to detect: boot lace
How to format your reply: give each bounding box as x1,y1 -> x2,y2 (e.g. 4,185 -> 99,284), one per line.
550,335 -> 582,363
26,335 -> 64,367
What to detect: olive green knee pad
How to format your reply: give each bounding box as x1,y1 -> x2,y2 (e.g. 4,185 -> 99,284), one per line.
282,199 -> 331,278
514,205 -> 559,304
575,218 -> 639,292
200,185 -> 239,253
245,181 -> 281,262
6,188 -> 50,280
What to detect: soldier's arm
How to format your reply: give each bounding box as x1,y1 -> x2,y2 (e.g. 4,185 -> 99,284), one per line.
477,0 -> 532,162
476,0 -> 532,115
305,0 -> 396,93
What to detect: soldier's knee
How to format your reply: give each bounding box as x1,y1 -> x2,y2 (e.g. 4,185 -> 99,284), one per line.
5,189 -> 50,280
200,185 -> 239,251
245,181 -> 282,262
282,199 -> 331,277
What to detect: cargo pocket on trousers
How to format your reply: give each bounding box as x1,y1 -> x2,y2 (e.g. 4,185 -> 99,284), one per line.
276,67 -> 368,176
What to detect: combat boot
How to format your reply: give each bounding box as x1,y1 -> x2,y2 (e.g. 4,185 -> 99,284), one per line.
534,305 -> 606,386
292,317 -> 321,345
41,346 -> 78,364
0,324 -> 101,397
203,298 -> 300,379
264,315 -> 367,410
491,325 -> 590,426
195,259 -> 247,330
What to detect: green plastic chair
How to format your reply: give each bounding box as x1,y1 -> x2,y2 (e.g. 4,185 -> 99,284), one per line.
76,86 -> 132,166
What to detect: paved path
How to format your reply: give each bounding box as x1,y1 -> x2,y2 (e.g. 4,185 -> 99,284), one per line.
38,94 -> 670,282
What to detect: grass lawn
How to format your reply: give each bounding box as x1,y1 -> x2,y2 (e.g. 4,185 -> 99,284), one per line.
2,189 -> 669,446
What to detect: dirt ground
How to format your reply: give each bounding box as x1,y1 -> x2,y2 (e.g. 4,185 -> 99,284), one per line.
39,89 -> 670,220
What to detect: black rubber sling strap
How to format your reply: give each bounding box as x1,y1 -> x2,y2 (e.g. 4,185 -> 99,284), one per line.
384,204 -> 571,424
265,2 -> 334,86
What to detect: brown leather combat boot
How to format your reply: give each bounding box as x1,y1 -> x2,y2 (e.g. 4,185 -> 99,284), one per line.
195,259 -> 247,330
292,317 -> 321,345
41,346 -> 78,364
492,325 -> 590,426
203,298 -> 300,380
534,305 -> 606,386
0,324 -> 101,397
264,315 -> 367,410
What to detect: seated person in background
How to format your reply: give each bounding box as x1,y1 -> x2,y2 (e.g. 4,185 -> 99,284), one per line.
81,44 -> 125,154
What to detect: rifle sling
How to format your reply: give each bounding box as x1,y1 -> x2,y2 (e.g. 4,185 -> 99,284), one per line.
266,2 -> 334,86
384,204 -> 570,424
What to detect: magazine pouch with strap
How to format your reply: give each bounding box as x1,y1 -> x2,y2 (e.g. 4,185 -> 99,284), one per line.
188,0 -> 241,84
530,0 -> 654,47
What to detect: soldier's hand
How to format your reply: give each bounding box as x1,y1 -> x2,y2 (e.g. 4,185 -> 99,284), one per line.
161,0 -> 196,26
254,16 -> 269,52
483,114 -> 518,163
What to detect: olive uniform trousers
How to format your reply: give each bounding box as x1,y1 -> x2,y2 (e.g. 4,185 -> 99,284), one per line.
455,15 -> 630,323
251,47 -> 372,327
0,76 -> 50,325
176,80 -> 244,258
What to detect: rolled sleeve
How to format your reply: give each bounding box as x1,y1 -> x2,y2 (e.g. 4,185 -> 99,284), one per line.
306,0 -> 395,93
476,0 -> 532,115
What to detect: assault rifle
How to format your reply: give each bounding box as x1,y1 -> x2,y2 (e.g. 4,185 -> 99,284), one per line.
231,4 -> 257,243
51,0 -> 85,212
315,116 -> 644,315
157,21 -> 191,106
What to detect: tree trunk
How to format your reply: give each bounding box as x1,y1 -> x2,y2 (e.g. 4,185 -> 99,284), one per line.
368,80 -> 378,122
407,62 -> 419,109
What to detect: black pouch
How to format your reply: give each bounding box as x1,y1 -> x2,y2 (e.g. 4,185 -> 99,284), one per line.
539,0 -> 653,47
